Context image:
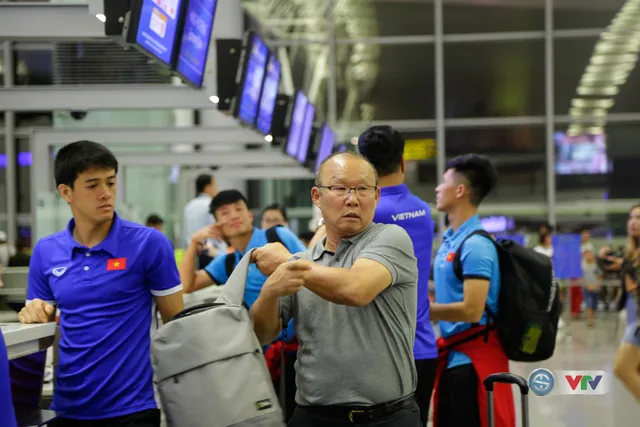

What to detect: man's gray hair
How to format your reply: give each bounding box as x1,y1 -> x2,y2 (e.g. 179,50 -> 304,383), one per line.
314,151 -> 379,186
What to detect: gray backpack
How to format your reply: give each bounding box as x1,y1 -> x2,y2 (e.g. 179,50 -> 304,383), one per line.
151,250 -> 284,427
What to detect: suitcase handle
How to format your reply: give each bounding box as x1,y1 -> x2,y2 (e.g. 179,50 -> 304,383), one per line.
483,372 -> 529,395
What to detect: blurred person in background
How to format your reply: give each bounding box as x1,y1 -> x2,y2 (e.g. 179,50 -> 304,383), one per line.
182,174 -> 226,265
614,203 -> 640,402
0,231 -> 10,267
533,232 -> 554,258
581,228 -> 595,253
298,231 -> 315,248
581,249 -> 602,328
261,203 -> 289,229
145,214 -> 164,233
9,237 -> 31,267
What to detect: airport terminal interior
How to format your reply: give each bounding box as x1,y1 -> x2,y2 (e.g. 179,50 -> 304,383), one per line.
1,0 -> 640,426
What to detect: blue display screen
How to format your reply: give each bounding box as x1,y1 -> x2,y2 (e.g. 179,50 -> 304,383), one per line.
296,104 -> 315,163
315,125 -> 335,171
135,0 -> 184,65
175,0 -> 217,87
237,35 -> 269,125
256,54 -> 281,135
286,92 -> 308,158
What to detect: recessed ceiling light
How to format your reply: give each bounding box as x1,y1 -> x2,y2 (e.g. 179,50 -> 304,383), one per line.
96,14 -> 106,23
209,95 -> 219,104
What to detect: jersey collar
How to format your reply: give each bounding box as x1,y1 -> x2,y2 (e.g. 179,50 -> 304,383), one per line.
311,223 -> 375,260
63,212 -> 122,258
379,184 -> 409,196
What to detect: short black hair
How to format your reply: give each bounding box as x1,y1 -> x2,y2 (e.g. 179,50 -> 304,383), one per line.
210,190 -> 249,217
262,203 -> 288,222
357,125 -> 405,176
446,153 -> 498,206
146,214 -> 164,226
196,174 -> 213,194
54,140 -> 118,188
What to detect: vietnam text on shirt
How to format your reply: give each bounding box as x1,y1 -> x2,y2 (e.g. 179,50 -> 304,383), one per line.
26,213 -> 182,420
373,183 -> 437,360
433,214 -> 501,369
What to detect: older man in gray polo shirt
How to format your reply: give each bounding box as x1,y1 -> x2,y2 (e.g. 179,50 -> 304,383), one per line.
251,152 -> 420,427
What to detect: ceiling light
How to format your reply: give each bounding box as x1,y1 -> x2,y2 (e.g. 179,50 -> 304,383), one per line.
209,95 -> 219,104
351,137 -> 358,145
264,135 -> 273,143
96,14 -> 106,23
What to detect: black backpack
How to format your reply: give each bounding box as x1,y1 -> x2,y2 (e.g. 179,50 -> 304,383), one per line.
224,226 -> 284,277
452,230 -> 560,362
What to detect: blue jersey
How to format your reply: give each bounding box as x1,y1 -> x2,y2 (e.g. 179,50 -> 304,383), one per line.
0,333 -> 17,427
434,215 -> 500,368
373,184 -> 437,360
205,226 -> 307,341
27,213 -> 182,419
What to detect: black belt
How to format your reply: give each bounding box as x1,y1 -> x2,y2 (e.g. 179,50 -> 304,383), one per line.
300,395 -> 414,423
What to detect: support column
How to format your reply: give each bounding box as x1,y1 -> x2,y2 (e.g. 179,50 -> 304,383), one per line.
326,0 -> 338,126
200,0 -> 247,195
4,41 -> 17,247
545,0 -> 556,227
434,0 -> 446,233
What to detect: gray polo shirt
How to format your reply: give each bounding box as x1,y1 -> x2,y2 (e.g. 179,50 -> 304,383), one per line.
280,222 -> 418,406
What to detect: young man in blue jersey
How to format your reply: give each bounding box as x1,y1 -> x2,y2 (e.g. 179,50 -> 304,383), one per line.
178,189 -> 306,421
18,140 -> 184,427
358,125 -> 437,426
430,154 -> 514,427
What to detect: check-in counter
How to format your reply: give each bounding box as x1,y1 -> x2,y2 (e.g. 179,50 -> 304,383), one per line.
1,323 -> 57,360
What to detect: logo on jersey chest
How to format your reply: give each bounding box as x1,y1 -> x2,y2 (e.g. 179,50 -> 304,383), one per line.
52,267 -> 67,277
445,252 -> 455,262
107,258 -> 127,271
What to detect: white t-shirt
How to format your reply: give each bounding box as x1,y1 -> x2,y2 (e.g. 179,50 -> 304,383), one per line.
534,245 -> 554,258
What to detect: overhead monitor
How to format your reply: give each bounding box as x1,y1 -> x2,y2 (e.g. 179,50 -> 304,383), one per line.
174,0 -> 218,88
255,53 -> 282,135
554,132 -> 612,175
233,31 -> 269,127
315,123 -> 336,172
284,91 -> 309,159
296,103 -> 316,164
126,0 -> 185,65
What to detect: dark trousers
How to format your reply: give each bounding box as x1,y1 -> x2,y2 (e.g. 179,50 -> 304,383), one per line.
414,358 -> 438,426
48,409 -> 160,427
288,401 -> 421,427
436,364 -> 481,427
272,351 -> 297,422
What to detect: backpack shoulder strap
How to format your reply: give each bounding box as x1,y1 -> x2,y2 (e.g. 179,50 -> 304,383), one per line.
266,225 -> 284,245
452,229 -> 494,282
224,253 -> 235,278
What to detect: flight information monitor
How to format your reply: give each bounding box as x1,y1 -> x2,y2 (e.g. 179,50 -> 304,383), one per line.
255,53 -> 281,135
131,0 -> 184,65
315,124 -> 335,171
285,91 -> 309,158
235,33 -> 269,127
296,104 -> 315,164
174,0 -> 218,88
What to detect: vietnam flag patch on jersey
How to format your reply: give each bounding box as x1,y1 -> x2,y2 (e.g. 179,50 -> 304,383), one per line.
107,258 -> 127,271
446,252 -> 455,262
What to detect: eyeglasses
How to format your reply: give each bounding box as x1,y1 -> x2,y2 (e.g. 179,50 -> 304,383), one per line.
316,185 -> 378,198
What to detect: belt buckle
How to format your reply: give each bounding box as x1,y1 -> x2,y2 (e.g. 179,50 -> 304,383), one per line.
348,409 -> 365,423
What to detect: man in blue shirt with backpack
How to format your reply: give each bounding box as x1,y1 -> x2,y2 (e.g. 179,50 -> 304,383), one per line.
429,154 -> 515,427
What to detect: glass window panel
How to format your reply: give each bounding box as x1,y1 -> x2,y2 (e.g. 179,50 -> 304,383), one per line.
444,40 -> 545,118
283,43 -> 328,123
555,36 -> 640,115
14,48 -> 53,85
445,125 -> 547,203
334,0 -> 434,38
555,1 -> 625,30
336,43 -> 434,121
444,0 -> 544,33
